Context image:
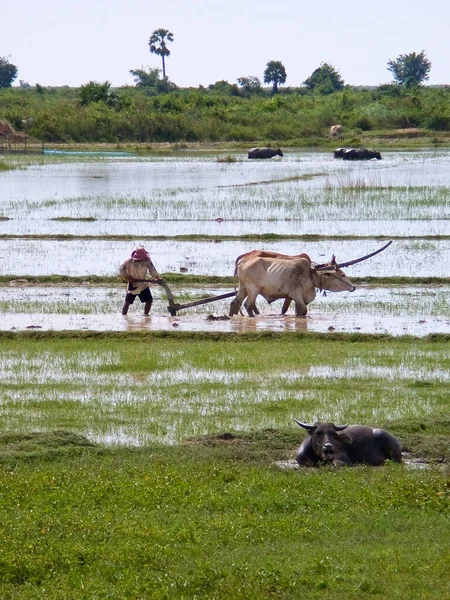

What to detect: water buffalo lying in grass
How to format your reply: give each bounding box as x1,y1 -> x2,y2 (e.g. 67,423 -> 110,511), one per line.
342,148 -> 382,160
248,147 -> 283,159
295,421 -> 402,467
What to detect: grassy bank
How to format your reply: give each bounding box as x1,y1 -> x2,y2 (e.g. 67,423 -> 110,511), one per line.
2,85 -> 450,146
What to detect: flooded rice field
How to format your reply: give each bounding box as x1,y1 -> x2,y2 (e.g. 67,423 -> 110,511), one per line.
0,237 -> 448,278
1,284 -> 449,337
1,149 -> 449,334
2,150 -> 449,448
1,149 -> 450,236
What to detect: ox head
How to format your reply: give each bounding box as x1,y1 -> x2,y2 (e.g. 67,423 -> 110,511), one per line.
296,420 -> 353,463
314,256 -> 355,293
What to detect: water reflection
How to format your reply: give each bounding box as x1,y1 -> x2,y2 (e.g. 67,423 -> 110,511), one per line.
230,315 -> 309,333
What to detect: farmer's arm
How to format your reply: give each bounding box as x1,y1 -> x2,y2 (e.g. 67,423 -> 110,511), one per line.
146,259 -> 160,279
118,260 -> 137,283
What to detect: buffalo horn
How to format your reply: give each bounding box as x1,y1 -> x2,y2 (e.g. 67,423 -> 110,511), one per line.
294,419 -> 314,430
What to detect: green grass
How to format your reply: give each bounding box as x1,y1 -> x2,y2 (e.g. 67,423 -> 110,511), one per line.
0,159 -> 18,172
0,432 -> 448,599
216,154 -> 237,163
0,333 -> 448,598
0,333 -> 449,449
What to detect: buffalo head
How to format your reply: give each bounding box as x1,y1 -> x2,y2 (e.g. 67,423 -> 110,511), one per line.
296,421 -> 353,465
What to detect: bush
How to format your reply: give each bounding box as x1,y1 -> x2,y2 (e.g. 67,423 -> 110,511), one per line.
425,114 -> 450,131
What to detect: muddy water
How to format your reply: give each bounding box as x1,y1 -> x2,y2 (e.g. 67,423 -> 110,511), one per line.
2,284 -> 449,336
6,312 -> 449,337
275,457 -> 437,471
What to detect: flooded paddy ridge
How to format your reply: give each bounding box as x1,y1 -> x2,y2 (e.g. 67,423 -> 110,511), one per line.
0,218 -> 449,238
0,284 -> 449,336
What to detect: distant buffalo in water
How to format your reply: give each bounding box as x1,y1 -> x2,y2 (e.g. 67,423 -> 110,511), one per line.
342,148 -> 382,160
295,421 -> 402,467
333,147 -> 348,158
248,147 -> 283,159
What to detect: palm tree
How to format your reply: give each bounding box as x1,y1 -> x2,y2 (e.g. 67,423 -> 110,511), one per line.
149,28 -> 174,79
263,61 -> 287,94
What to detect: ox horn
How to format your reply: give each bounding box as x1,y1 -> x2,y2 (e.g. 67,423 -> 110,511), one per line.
315,241 -> 393,271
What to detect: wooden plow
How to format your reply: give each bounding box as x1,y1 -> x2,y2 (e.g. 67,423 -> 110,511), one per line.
134,278 -> 236,316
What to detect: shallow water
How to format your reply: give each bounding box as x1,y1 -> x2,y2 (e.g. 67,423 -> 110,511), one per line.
3,149 -> 450,201
0,237 -> 447,278
2,284 -> 449,336
1,151 -> 449,447
275,457 -> 436,471
0,218 -> 449,238
1,150 -> 449,238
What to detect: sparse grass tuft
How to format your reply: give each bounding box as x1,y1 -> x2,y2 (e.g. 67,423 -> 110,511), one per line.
216,154 -> 237,163
0,160 -> 16,171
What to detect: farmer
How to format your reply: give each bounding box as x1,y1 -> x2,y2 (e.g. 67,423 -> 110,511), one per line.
119,247 -> 162,315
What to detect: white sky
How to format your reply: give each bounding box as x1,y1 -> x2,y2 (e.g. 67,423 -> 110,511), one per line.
4,1 -> 449,88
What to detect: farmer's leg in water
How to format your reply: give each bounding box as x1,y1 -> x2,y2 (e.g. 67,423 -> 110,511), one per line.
122,292 -> 136,315
140,288 -> 153,315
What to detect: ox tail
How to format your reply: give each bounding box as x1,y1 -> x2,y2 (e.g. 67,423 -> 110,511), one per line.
234,252 -> 250,277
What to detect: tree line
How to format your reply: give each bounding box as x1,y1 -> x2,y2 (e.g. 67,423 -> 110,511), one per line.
1,27 -> 434,93
0,29 -> 447,145
1,83 -> 450,144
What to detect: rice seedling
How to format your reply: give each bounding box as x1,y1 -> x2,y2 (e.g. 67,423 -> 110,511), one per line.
0,160 -> 16,172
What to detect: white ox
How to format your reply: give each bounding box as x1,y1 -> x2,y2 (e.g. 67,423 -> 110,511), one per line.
233,250 -> 312,315
229,255 -> 355,317
329,124 -> 344,139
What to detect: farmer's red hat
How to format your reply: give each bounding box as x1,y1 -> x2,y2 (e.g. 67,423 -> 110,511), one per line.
131,247 -> 149,261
